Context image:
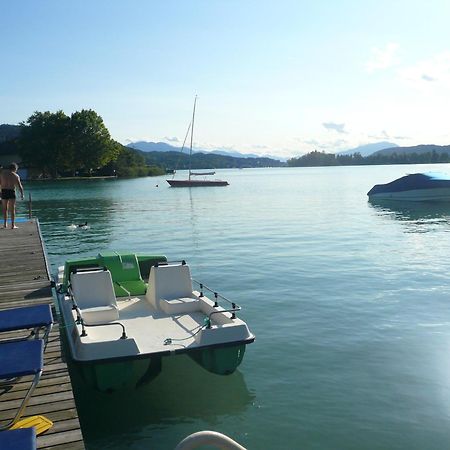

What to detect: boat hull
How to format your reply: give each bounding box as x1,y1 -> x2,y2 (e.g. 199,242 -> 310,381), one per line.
167,179 -> 229,187
368,187 -> 450,202
71,357 -> 162,392
69,344 -> 246,391
189,344 -> 246,375
368,173 -> 450,202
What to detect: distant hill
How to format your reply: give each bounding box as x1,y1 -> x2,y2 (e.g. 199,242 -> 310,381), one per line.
373,144 -> 450,156
338,141 -> 398,157
210,148 -> 288,162
210,149 -> 260,158
135,150 -> 285,169
127,140 -> 287,162
127,141 -> 179,153
0,124 -> 21,143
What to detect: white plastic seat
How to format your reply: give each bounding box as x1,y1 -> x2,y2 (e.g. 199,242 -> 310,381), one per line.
146,264 -> 199,314
70,270 -> 119,324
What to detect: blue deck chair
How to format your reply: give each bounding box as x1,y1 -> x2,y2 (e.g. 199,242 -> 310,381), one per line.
0,428 -> 36,450
0,304 -> 53,347
0,339 -> 44,430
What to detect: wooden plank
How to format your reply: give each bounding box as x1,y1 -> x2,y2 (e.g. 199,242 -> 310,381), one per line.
0,220 -> 85,449
41,439 -> 85,450
37,429 -> 84,448
0,298 -> 54,309
2,382 -> 74,402
44,418 -> 82,435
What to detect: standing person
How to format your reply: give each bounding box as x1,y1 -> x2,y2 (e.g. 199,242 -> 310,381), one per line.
0,163 -> 24,229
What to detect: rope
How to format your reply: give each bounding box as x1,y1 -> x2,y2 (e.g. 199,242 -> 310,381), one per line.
164,317 -> 210,345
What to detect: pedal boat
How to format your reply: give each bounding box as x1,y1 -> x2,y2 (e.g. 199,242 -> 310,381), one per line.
54,252 -> 254,391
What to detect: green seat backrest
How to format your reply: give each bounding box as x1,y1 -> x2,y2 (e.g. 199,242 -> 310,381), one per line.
98,253 -> 146,296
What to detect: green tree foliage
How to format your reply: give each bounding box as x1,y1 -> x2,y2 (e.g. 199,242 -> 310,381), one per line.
0,124 -> 21,142
69,110 -> 119,172
19,111 -> 71,177
101,145 -> 165,177
287,150 -> 450,167
0,139 -> 19,157
17,109 -> 149,177
140,150 -> 285,170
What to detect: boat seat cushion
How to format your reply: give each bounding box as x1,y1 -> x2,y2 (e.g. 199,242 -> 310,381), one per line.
114,280 -> 147,297
70,270 -> 119,324
0,428 -> 36,450
98,253 -> 146,296
160,296 -> 200,314
147,264 -> 194,304
0,339 -> 44,379
80,305 -> 119,325
0,304 -> 53,332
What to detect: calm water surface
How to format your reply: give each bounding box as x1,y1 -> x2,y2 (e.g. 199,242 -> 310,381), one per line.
20,165 -> 450,449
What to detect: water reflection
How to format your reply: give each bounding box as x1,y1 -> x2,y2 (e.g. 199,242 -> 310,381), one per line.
368,199 -> 450,232
188,188 -> 200,249
32,198 -> 116,269
70,354 -> 254,448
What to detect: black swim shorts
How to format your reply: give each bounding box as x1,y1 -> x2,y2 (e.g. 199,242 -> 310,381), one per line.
1,189 -> 16,200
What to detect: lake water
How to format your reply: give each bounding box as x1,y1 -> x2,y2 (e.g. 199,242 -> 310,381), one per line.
20,165 -> 450,449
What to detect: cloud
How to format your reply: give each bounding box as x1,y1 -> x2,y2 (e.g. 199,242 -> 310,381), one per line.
393,135 -> 409,140
164,136 -> 179,143
323,122 -> 347,134
296,138 -> 348,152
318,139 -> 347,150
366,43 -> 399,73
422,74 -> 435,82
399,52 -> 450,88
302,139 -> 320,146
368,130 -> 391,140
251,144 -> 270,150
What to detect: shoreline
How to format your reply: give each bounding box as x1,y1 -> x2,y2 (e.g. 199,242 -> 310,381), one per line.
29,175 -> 118,181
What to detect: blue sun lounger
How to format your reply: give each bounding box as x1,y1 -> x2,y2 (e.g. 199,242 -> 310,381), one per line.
0,428 -> 36,450
0,304 -> 53,346
0,339 -> 44,430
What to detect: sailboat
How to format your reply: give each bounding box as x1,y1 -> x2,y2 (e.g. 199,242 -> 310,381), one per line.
167,97 -> 229,187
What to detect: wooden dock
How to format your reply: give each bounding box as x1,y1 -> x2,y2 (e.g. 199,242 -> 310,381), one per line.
0,219 -> 85,449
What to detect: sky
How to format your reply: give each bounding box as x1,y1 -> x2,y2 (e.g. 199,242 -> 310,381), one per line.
2,0 -> 450,159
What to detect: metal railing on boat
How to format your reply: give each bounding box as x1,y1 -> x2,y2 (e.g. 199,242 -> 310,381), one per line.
154,260 -> 242,323
192,279 -> 241,325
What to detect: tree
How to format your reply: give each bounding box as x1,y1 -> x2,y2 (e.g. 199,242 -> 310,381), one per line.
18,111 -> 71,177
69,110 -> 120,172
18,109 -> 121,177
288,150 -> 338,167
101,145 -> 165,177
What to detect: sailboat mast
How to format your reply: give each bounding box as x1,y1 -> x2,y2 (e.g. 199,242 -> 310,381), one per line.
188,95 -> 197,181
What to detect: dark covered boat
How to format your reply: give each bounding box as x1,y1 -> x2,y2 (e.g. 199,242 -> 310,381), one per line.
367,172 -> 450,201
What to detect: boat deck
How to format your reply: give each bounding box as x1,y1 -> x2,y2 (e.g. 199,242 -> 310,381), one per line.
0,219 -> 85,449
113,296 -> 206,350
65,294 -> 248,361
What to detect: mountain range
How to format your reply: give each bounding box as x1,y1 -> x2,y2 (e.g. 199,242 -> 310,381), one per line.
337,141 -> 399,157
127,141 -> 286,161
134,149 -> 285,170
373,144 -> 450,156
128,140 -> 404,160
